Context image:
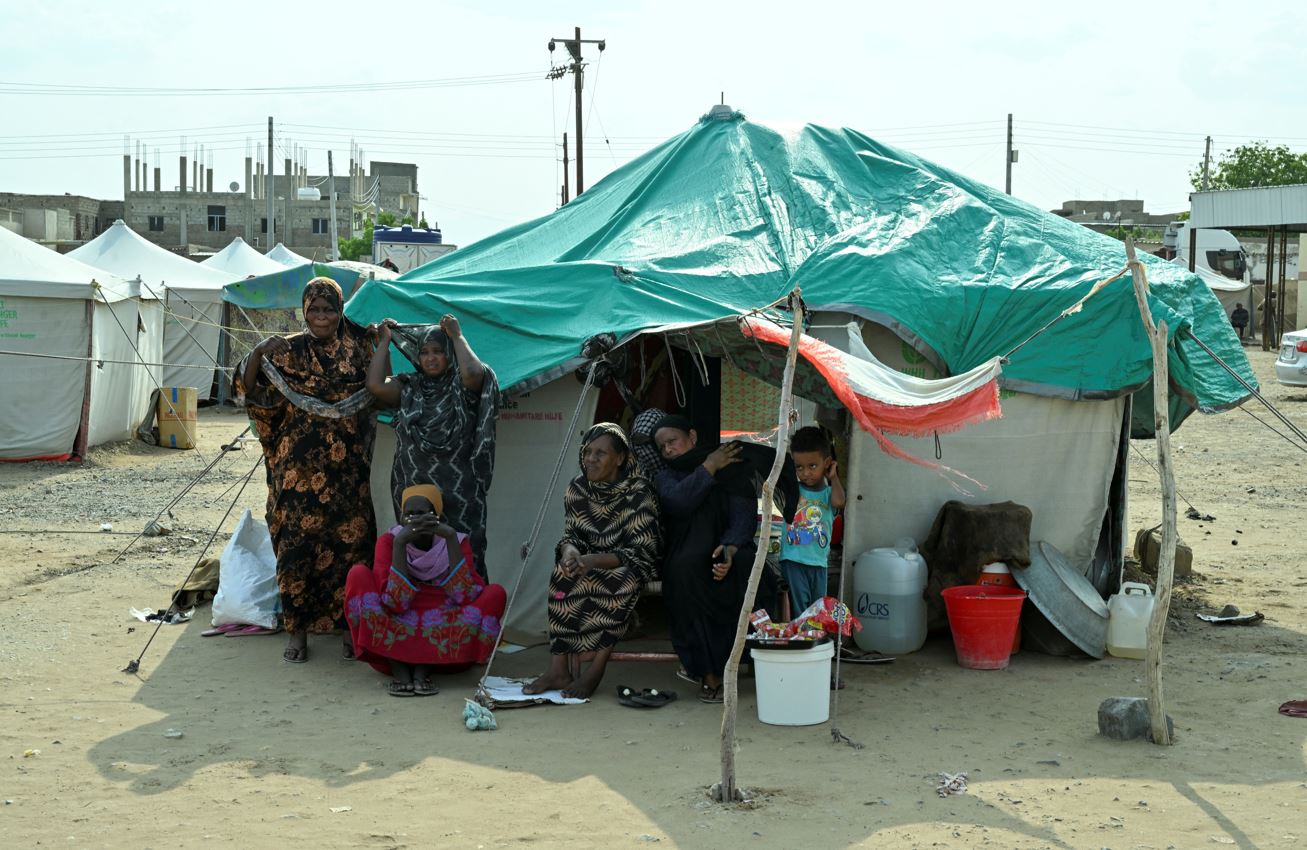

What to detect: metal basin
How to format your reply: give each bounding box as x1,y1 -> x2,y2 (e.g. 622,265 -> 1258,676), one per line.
1011,540 -> 1108,659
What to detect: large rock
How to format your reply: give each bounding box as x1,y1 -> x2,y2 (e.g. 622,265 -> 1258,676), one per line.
1098,696 -> 1174,743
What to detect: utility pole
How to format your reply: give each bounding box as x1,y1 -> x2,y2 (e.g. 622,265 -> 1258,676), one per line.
327,150 -> 339,261
548,27 -> 605,197
561,132 -> 570,205
1005,113 -> 1015,195
1201,135 -> 1212,191
267,116 -> 275,249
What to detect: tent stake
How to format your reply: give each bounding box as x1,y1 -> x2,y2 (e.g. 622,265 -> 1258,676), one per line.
1125,240 -> 1176,746
715,290 -> 804,803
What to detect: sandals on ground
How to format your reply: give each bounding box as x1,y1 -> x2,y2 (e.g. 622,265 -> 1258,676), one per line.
698,684 -> 724,704
387,680 -> 415,697
413,677 -> 440,697
616,685 -> 677,708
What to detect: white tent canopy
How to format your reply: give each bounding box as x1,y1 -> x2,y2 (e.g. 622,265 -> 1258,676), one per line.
201,237 -> 285,278
69,220 -> 237,392
0,228 -> 162,460
267,242 -> 313,267
1172,258 -> 1251,320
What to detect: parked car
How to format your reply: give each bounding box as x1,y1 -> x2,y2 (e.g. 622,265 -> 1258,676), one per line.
1276,328 -> 1307,387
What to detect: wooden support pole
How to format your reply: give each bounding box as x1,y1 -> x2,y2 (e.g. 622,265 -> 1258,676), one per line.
715,291 -> 805,802
1125,240 -> 1176,746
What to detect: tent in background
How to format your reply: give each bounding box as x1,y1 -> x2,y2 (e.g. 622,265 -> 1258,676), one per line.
69,220 -> 237,395
345,110 -> 1257,641
201,237 -> 285,278
267,242 -> 313,267
0,227 -> 162,461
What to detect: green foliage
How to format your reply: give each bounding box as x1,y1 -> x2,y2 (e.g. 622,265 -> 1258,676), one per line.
401,215 -> 414,225
338,217 -> 374,261
376,210 -> 398,227
1192,141 -> 1307,191
1103,225 -> 1155,242
418,217 -> 429,229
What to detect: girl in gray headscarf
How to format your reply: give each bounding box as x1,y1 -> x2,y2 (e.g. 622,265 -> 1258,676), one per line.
367,315 -> 500,579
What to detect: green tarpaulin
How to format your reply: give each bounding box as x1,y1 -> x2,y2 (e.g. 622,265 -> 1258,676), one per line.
223,263 -> 364,309
345,111 -> 1255,432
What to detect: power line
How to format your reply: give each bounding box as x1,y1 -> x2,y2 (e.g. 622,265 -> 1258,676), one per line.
0,72 -> 545,97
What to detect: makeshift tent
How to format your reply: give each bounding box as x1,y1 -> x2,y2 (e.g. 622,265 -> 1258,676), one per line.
267,242 -> 313,267
0,227 -> 163,461
200,237 -> 285,278
69,220 -> 237,394
328,259 -> 399,281
222,263 -> 365,310
344,110 -> 1257,639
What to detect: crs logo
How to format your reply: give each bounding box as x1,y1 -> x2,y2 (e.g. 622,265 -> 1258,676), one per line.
856,593 -> 890,619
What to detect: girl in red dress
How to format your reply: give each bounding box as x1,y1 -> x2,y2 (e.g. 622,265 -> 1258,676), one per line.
345,484 -> 506,696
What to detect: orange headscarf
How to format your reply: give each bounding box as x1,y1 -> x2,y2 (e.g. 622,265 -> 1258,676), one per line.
400,484 -> 443,515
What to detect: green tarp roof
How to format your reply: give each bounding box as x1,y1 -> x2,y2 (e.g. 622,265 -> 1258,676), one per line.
345,111 -> 1255,430
223,263 -> 363,309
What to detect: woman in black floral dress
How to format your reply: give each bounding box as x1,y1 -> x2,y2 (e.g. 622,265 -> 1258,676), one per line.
236,277 -> 379,663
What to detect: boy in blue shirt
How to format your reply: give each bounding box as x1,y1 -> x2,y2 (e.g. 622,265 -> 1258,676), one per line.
780,426 -> 846,615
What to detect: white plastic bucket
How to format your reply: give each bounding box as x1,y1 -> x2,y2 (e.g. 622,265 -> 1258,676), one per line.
751,641 -> 834,726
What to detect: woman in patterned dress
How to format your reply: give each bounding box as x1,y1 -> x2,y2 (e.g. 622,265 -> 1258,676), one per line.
344,483 -> 507,696
235,277 -> 378,664
366,315 -> 499,578
523,423 -> 663,699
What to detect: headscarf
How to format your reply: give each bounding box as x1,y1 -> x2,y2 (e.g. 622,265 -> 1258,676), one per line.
577,422 -> 643,506
302,276 -> 344,325
391,324 -> 468,457
400,484 -> 444,516
651,414 -> 800,519
630,407 -> 668,477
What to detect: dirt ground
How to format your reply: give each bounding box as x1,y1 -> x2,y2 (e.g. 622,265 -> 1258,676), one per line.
2,349 -> 1306,850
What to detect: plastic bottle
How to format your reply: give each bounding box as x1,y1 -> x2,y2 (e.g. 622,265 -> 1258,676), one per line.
1106,581 -> 1154,660
852,543 -> 928,654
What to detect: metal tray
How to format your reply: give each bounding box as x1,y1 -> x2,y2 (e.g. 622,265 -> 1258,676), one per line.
1011,540 -> 1108,659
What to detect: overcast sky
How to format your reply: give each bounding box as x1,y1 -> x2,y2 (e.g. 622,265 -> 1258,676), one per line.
3,0 -> 1306,245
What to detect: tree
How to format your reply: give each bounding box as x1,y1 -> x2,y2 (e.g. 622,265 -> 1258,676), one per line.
376,210 -> 398,227
1192,141 -> 1307,191
338,217 -> 374,261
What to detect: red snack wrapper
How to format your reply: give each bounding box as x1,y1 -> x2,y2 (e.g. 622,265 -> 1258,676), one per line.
790,596 -> 861,637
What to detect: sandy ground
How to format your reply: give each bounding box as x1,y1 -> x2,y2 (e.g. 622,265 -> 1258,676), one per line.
2,349 -> 1306,850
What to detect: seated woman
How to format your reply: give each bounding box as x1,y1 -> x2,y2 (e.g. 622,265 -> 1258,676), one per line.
652,415 -> 794,704
524,423 -> 662,699
344,484 -> 507,697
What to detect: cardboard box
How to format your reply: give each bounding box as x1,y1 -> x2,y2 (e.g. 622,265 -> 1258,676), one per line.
158,418 -> 198,450
158,387 -> 197,422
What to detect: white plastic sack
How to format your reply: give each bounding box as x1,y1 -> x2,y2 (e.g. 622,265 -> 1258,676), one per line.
211,509 -> 280,629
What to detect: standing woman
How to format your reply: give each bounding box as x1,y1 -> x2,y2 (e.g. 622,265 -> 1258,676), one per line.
366,315 -> 499,578
235,277 -> 379,664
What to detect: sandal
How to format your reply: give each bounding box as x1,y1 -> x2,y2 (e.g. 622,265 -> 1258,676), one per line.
202,623 -> 242,637
675,669 -> 700,686
387,680 -> 415,698
282,644 -> 309,664
226,624 -> 281,637
413,677 -> 439,697
698,684 -> 724,704
616,686 -> 678,709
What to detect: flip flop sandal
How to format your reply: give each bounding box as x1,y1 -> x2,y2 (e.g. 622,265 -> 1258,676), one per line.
616,685 -> 648,708
1280,700 -> 1307,718
387,681 -> 415,698
201,623 -> 242,637
282,645 -> 309,664
413,678 -> 440,697
632,688 -> 677,708
698,684 -> 724,704
226,624 -> 281,637
675,669 -> 700,686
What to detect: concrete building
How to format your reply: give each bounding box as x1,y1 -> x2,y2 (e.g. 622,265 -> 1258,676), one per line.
0,155 -> 421,259
1050,199 -> 1182,236
0,192 -> 122,244
120,155 -> 420,259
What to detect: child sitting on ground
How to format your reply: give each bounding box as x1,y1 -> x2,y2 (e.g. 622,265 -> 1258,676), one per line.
780,426 -> 846,615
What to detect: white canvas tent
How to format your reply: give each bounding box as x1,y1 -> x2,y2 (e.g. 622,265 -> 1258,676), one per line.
267,242 -> 313,267
1174,259 -> 1251,321
0,228 -> 163,460
70,220 -> 237,394
201,237 -> 285,278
